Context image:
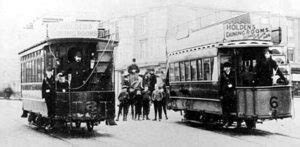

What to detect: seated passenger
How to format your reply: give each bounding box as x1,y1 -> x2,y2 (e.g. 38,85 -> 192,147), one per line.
240,66 -> 255,86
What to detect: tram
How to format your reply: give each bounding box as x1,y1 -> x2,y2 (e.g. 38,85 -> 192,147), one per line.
166,21 -> 293,129
19,23 -> 118,131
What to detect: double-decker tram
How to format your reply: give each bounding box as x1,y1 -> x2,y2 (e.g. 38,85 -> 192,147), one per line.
167,22 -> 293,129
19,22 -> 118,131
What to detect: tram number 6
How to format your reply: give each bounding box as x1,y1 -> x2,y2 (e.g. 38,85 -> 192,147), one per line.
270,96 -> 279,108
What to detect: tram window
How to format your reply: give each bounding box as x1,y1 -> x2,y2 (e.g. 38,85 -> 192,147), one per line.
169,63 -> 175,82
21,63 -> 24,83
185,61 -> 191,81
197,59 -> 203,80
37,58 -> 42,82
26,61 -> 29,83
174,62 -> 180,81
210,57 -> 214,77
35,59 -> 38,82
25,62 -> 27,82
203,58 -> 211,80
191,60 -> 197,81
33,59 -> 36,82
31,60 -> 34,82
180,62 -> 185,81
28,61 -> 31,82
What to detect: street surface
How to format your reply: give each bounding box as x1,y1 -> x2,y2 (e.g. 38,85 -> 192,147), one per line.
1,98 -> 300,147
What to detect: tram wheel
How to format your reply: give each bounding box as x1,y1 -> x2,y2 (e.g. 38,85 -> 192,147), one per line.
184,110 -> 199,120
86,121 -> 94,132
245,120 -> 256,129
28,113 -> 36,123
75,122 -> 81,128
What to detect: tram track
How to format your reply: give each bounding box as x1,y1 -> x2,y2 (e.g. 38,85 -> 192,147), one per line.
181,119 -> 300,146
46,132 -> 74,146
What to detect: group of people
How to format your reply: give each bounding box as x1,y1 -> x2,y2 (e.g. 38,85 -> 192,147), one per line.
116,58 -> 168,122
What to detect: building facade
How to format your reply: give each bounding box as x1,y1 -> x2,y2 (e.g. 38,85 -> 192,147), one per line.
108,4 -> 300,95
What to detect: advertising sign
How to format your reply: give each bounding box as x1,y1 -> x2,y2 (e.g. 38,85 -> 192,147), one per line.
224,24 -> 271,41
47,22 -> 99,38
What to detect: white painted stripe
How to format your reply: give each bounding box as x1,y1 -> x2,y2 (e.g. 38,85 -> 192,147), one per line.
170,96 -> 220,102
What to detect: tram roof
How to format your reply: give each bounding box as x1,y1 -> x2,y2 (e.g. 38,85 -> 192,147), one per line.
168,40 -> 273,57
18,37 -> 118,55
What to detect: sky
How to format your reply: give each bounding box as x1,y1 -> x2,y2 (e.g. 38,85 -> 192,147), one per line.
1,0 -> 300,53
0,0 -> 300,88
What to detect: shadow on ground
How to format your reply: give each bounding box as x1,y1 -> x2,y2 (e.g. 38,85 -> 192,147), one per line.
174,120 -> 297,138
26,124 -> 113,139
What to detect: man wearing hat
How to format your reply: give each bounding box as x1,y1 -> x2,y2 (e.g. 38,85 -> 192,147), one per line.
127,58 -> 140,74
42,67 -> 57,128
256,49 -> 287,86
147,69 -> 157,94
219,62 -> 235,127
66,51 -> 87,90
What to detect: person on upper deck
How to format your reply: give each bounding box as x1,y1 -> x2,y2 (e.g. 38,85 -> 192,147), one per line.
255,49 -> 287,86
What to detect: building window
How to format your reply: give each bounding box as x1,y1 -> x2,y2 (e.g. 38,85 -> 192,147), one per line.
139,16 -> 147,35
287,48 -> 295,62
139,39 -> 147,59
287,19 -> 295,42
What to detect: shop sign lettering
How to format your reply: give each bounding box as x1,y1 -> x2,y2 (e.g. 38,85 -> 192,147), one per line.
224,24 -> 271,41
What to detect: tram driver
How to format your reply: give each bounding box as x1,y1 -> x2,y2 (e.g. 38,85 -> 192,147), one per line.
220,62 -> 236,126
42,67 -> 57,129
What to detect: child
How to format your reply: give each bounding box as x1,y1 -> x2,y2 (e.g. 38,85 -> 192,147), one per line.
116,86 -> 129,121
135,89 -> 143,120
142,86 -> 151,120
152,85 -> 163,121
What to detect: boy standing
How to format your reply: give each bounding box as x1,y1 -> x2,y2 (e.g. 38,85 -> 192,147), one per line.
152,86 -> 163,121
142,86 -> 151,120
116,86 -> 129,121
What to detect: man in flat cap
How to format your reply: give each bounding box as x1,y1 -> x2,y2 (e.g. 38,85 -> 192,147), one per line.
219,62 -> 235,127
42,66 -> 56,129
116,85 -> 129,121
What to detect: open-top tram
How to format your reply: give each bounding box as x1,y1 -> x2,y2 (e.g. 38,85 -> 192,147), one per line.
19,24 -> 118,131
166,19 -> 293,129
